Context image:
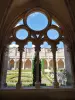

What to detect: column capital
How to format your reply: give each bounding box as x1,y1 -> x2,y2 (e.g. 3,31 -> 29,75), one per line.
18,46 -> 24,52
35,45 -> 41,51
51,45 -> 57,54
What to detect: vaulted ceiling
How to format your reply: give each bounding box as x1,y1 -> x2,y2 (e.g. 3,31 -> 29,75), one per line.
0,0 -> 75,51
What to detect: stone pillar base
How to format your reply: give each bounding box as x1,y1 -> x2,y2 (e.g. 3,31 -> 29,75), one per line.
35,82 -> 40,89
53,81 -> 59,88
4,83 -> 7,87
16,82 -> 22,89
1,82 -> 7,88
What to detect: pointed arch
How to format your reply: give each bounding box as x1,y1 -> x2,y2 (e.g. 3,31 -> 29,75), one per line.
58,59 -> 64,69
9,59 -> 14,69
24,59 -> 31,69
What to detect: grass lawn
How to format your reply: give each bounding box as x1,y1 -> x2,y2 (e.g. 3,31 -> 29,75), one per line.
6,69 -> 53,87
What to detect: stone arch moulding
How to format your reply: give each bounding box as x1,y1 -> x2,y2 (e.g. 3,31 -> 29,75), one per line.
7,8 -> 65,49
5,7 -> 66,47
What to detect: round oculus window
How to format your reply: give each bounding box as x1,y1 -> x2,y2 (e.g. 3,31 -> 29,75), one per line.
16,29 -> 28,40
27,12 -> 48,31
47,29 -> 59,40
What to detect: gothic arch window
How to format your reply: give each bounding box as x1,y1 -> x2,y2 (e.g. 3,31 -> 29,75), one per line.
5,8 -> 66,88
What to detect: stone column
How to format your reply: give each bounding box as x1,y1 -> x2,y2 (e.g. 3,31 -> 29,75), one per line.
64,45 -> 73,86
63,59 -> 65,69
51,45 -> 59,88
35,46 -> 40,88
0,53 -> 1,88
1,50 -> 9,88
64,45 -> 72,73
70,51 -> 75,87
16,47 -> 23,89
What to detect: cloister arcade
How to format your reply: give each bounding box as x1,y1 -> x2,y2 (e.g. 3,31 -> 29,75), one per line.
1,1 -> 75,100
1,7 -> 72,89
9,58 -> 64,70
8,48 -> 65,70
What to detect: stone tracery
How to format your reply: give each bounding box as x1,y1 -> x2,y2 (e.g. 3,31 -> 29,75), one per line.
2,8 -> 65,89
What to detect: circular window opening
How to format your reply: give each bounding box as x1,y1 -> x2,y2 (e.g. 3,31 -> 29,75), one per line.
27,12 -> 48,31
47,29 -> 59,40
16,29 -> 28,40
